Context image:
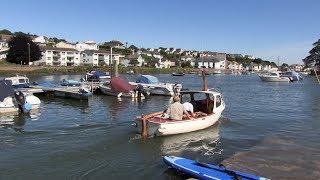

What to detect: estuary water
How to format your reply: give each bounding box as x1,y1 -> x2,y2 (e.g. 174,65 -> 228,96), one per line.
0,74 -> 319,179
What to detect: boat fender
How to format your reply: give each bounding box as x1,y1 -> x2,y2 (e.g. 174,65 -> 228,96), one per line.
23,102 -> 33,113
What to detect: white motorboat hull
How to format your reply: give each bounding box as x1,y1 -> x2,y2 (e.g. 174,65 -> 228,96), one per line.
0,97 -> 18,114
259,76 -> 290,82
130,82 -> 181,96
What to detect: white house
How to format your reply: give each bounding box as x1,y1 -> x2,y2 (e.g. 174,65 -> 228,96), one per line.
81,50 -> 120,66
228,61 -> 243,70
196,53 -> 227,69
0,49 -> 8,60
289,64 -> 304,72
250,63 -> 262,71
36,46 -> 81,66
32,36 -> 47,44
76,41 -> 99,51
0,40 -> 8,50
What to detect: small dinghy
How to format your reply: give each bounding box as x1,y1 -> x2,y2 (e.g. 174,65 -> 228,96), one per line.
172,72 -> 185,76
163,156 -> 269,180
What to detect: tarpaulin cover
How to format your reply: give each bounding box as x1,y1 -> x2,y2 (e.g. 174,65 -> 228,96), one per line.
92,71 -> 109,78
0,80 -> 14,102
110,77 -> 135,93
136,75 -> 159,84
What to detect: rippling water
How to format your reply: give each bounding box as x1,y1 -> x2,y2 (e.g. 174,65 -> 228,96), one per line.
0,74 -> 319,179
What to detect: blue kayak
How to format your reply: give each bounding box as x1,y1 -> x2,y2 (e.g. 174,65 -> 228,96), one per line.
163,156 -> 269,180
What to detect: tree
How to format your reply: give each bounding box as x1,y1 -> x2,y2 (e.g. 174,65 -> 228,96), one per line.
6,34 -> 42,64
280,63 -> 289,71
181,61 -> 192,68
129,45 -> 139,52
303,39 -> 320,68
129,58 -> 139,66
0,29 -> 12,35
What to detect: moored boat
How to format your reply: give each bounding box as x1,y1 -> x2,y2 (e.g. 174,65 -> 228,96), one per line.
131,75 -> 182,96
172,72 -> 185,76
99,76 -> 144,98
4,75 -> 30,88
258,72 -> 292,82
281,71 -> 303,81
0,80 -> 19,114
84,71 -> 111,83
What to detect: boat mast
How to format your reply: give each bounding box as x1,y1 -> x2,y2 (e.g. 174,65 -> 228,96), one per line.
202,68 -> 208,91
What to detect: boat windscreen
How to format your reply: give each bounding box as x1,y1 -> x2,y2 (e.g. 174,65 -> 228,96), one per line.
0,80 -> 15,101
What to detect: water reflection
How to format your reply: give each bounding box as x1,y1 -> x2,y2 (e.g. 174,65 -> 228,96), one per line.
160,124 -> 221,156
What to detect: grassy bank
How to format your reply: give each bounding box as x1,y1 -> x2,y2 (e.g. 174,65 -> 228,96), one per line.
0,61 -> 195,76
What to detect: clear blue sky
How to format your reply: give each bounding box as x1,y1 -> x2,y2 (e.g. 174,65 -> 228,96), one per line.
1,0 -> 319,64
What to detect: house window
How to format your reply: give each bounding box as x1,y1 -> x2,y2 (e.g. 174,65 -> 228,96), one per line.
47,57 -> 51,60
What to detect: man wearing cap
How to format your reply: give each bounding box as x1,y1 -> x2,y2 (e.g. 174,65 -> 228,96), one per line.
165,96 -> 191,120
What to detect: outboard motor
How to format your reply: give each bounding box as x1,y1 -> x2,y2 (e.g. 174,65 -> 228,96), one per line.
14,91 -> 32,113
136,84 -> 150,97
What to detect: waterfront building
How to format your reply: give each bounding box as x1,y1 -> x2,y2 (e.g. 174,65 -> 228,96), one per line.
289,64 -> 304,72
228,61 -> 243,70
36,46 -> 81,66
0,49 -> 8,60
250,63 -> 262,71
81,49 -> 120,66
196,53 -> 227,69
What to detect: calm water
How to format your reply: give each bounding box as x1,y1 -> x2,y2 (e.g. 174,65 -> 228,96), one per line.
0,74 -> 319,179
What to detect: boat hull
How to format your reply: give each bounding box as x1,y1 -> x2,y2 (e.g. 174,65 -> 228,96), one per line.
99,85 -> 142,98
259,76 -> 290,82
0,97 -> 18,114
135,112 -> 222,136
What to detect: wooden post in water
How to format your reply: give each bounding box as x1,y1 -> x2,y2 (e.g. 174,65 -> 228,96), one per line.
141,118 -> 149,138
202,69 -> 208,91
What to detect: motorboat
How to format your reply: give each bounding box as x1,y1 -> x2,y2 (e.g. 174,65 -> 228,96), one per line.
14,91 -> 41,113
130,75 -> 182,96
84,71 -> 111,83
281,71 -> 303,81
134,71 -> 225,137
258,72 -> 292,82
99,76 -> 145,98
172,72 -> 185,76
0,80 -> 19,114
4,75 -> 30,88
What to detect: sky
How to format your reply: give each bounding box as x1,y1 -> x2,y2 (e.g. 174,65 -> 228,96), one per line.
1,0 -> 319,64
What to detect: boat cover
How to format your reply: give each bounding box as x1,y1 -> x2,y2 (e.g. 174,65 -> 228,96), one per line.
110,77 -> 135,93
0,80 -> 14,101
91,71 -> 109,78
136,75 -> 159,84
